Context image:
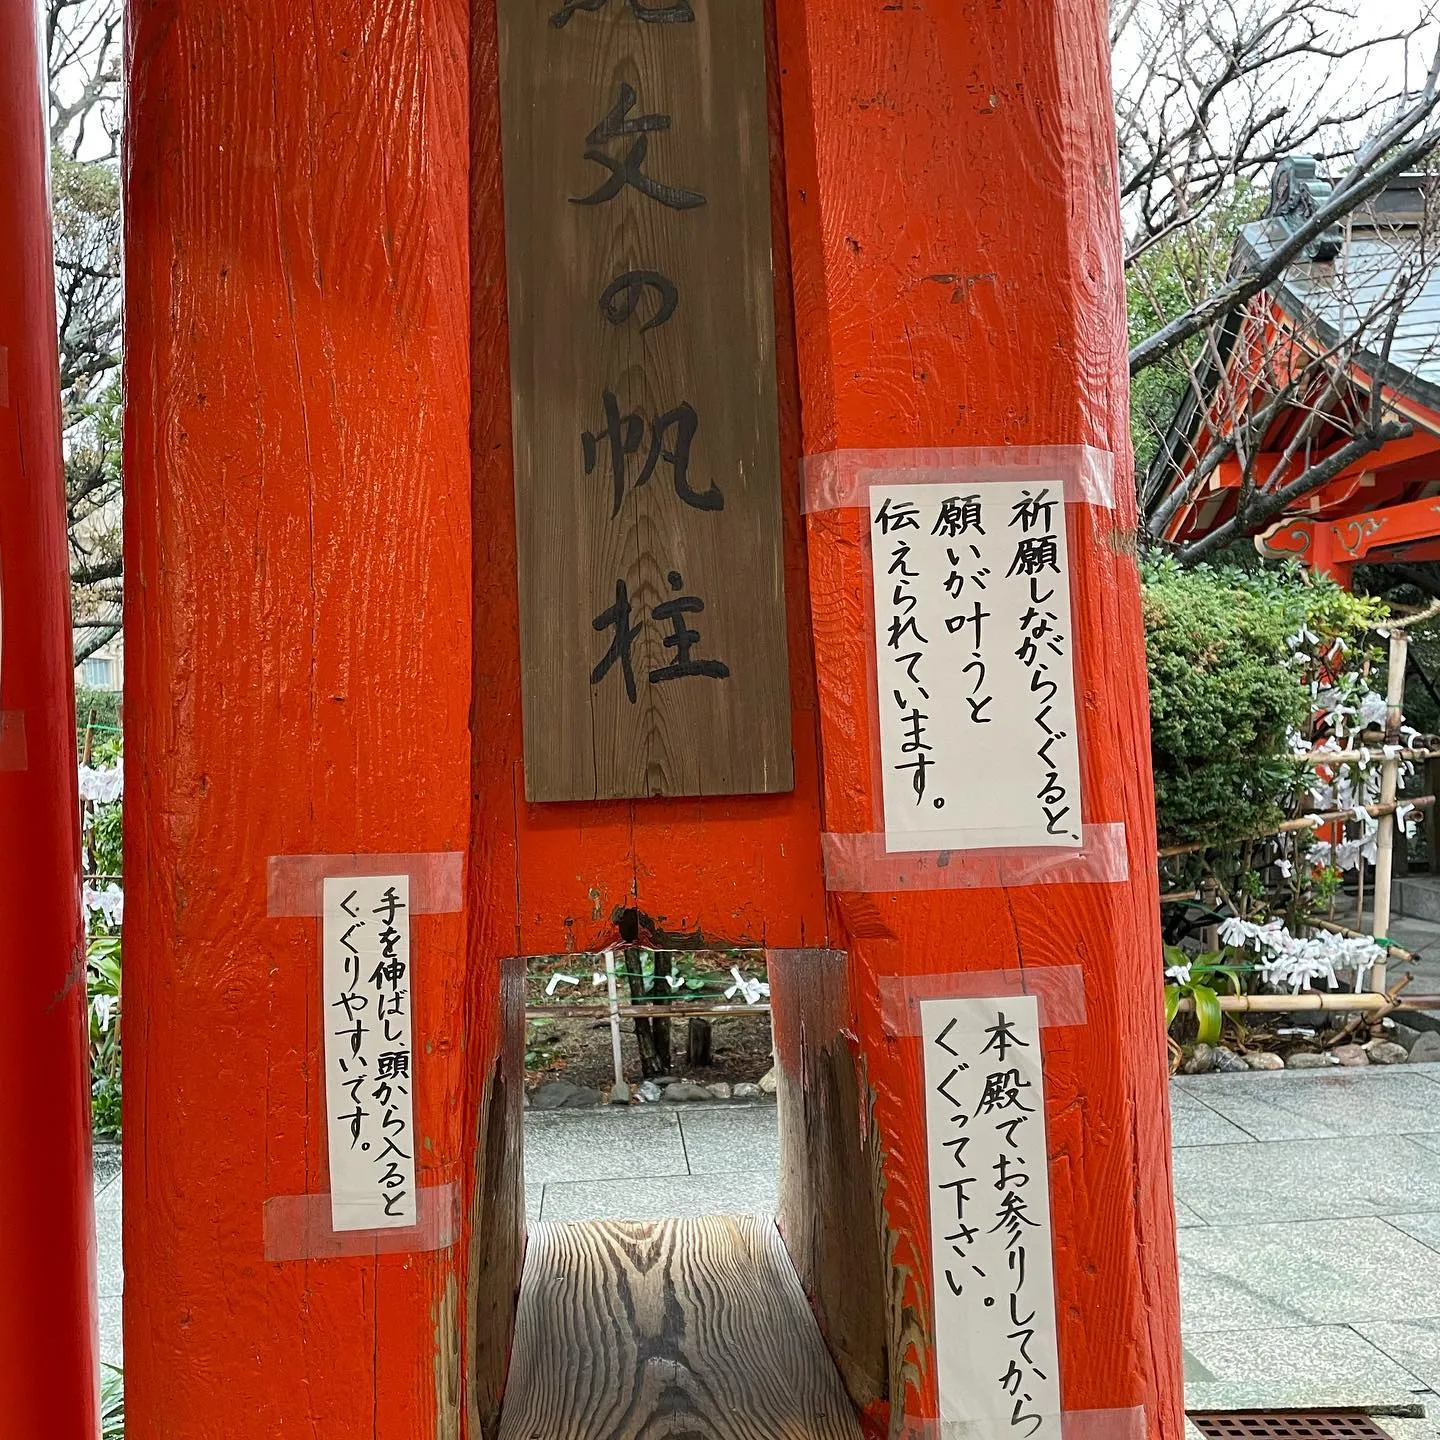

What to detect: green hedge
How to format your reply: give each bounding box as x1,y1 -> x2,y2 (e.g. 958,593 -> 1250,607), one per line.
1142,560 -> 1384,847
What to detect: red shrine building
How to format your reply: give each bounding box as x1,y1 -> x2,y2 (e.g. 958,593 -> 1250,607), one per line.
1146,158 -> 1440,583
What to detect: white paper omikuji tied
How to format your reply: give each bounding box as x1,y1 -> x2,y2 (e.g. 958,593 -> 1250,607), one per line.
322,874 -> 417,1230
921,994 -> 1061,1440
869,481 -> 1082,853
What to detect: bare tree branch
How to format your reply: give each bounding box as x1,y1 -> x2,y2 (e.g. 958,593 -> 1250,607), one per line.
1130,124 -> 1440,375
73,623 -> 121,666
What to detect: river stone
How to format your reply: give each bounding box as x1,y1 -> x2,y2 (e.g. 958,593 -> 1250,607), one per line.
1181,1044 -> 1216,1074
1243,1052 -> 1285,1070
1366,1040 -> 1410,1065
531,1081 -> 600,1109
1286,1051 -> 1338,1069
663,1082 -> 713,1102
1332,1043 -> 1370,1067
1391,1021 -> 1426,1051
1212,1049 -> 1249,1073
637,1080 -> 663,1102
733,1082 -> 762,1099
1410,1032 -> 1440,1063
707,1082 -> 732,1100
758,1066 -> 779,1095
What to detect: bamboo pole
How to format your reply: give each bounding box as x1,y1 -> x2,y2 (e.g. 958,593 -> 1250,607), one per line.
1370,626 -> 1409,993
1172,992 -> 1390,1014
525,1003 -> 772,1021
1312,917 -> 1416,965
1293,745 -> 1440,765
603,947 -> 625,1094
1158,795 -> 1435,858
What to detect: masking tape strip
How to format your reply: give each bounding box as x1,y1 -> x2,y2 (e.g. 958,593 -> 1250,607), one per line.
897,1406 -> 1145,1440
0,711 -> 28,772
263,1181 -> 458,1261
880,964 -> 1086,1035
822,821 -> 1128,893
802,444 -> 1115,514
1062,1406 -> 1148,1440
266,850 -> 463,916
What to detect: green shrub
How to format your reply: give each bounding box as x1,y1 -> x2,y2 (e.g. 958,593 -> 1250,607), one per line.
75,687 -> 121,757
1142,559 -> 1385,847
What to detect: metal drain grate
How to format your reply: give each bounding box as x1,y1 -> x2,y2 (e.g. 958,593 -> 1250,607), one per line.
1189,1412 -> 1395,1440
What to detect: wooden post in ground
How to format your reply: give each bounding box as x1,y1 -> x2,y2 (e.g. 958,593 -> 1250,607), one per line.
773,0 -> 1184,1434
0,1 -> 98,1431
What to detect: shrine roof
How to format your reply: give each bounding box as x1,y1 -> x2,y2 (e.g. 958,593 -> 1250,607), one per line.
1143,160 -> 1440,541
1239,175 -> 1440,413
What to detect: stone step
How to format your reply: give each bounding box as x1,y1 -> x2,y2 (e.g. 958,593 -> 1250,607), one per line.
1393,873 -> 1440,923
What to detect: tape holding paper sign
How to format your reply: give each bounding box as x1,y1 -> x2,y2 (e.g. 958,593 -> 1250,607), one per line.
267,850 -> 463,917
880,966 -> 1087,1036
802,447 -> 1129,893
921,994 -> 1062,1440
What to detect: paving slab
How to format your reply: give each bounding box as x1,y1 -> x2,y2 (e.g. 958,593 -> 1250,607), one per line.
1178,1217 -> 1440,1330
94,1177 -> 122,1299
677,1104 -> 780,1176
522,1107 -> 688,1185
1388,1213 -> 1440,1256
539,1170 -> 779,1222
1354,1319 -> 1440,1392
1175,1197 -> 1207,1229
98,1292 -> 122,1368
1182,1323 -> 1429,1410
1173,1134 -> 1440,1223
1173,1070 -> 1440,1142
1170,1088 -> 1257,1147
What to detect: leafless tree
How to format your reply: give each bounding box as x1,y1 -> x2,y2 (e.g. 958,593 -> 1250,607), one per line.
48,0 -> 123,664
1136,172 -> 1440,561
1115,0 -> 1440,376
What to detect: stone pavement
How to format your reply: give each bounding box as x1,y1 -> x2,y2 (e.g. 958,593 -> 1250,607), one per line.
93,1065 -> 1440,1428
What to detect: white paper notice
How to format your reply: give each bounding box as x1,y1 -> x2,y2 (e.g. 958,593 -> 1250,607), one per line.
922,995 -> 1060,1440
869,482 -> 1082,852
322,874 -> 417,1231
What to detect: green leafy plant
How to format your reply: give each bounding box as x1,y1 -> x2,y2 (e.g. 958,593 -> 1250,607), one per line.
101,1363 -> 124,1439
88,931 -> 122,1138
1163,945 -> 1246,1047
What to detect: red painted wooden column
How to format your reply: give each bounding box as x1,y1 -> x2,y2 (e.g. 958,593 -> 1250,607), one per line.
0,0 -> 99,1433
774,1 -> 1184,1435
125,1 -> 473,1434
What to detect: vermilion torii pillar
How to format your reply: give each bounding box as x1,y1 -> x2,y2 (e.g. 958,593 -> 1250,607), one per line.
771,0 -> 1184,1433
0,0 -> 99,1433
125,0 -> 1180,1435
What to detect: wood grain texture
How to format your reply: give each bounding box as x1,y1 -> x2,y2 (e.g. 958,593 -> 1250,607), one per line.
497,1217 -> 864,1440
470,0 -> 828,961
124,1 -> 472,1434
770,949 -> 889,1415
496,0 -> 791,802
466,958 -> 528,1439
772,0 -> 1185,1436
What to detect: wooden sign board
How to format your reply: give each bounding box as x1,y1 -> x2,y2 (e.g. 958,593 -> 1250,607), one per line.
496,0 -> 793,803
